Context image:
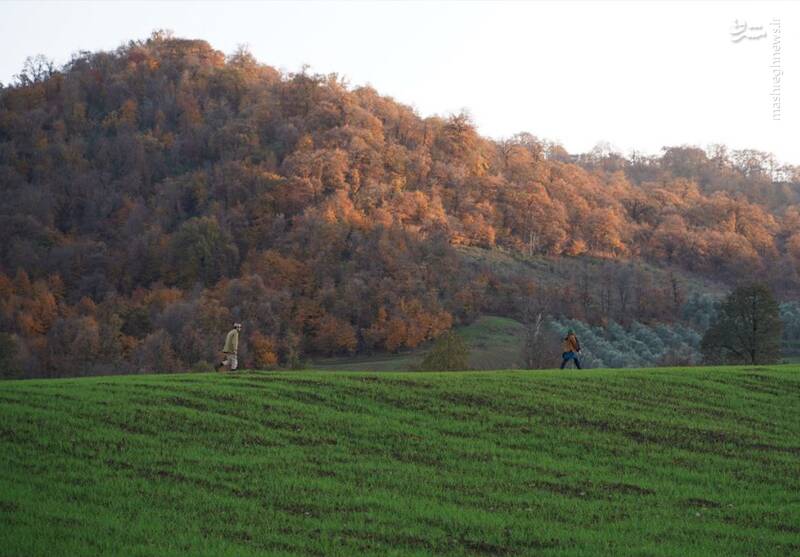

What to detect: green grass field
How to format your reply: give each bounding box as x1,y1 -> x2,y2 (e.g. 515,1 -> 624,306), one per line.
1,366 -> 798,556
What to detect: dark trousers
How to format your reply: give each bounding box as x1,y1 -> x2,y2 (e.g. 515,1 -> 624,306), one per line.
561,351 -> 581,369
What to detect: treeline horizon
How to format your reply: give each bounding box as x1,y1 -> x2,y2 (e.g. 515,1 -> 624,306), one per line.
1,32 -> 799,377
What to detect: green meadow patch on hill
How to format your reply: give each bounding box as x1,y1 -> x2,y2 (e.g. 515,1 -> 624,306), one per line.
313,315 -> 527,371
1,366 -> 798,556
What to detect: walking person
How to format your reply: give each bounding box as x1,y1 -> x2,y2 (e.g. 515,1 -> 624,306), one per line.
560,329 -> 582,369
217,322 -> 242,372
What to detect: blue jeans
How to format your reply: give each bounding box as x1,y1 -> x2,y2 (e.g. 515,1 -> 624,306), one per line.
561,351 -> 582,369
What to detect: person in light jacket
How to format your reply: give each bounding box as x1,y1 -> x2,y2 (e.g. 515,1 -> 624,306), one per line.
217,322 -> 242,372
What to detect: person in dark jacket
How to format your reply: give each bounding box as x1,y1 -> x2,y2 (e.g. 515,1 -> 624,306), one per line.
560,329 -> 582,369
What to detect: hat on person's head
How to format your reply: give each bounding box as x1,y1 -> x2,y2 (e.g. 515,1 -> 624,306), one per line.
234,322 -> 242,328
567,329 -> 575,335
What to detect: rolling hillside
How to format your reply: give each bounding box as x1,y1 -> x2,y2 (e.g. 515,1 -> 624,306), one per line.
1,366 -> 798,556
2,33 -> 800,378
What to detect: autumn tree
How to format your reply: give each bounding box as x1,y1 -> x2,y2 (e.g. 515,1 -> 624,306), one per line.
250,330 -> 279,368
520,312 -> 562,369
134,329 -> 182,373
166,216 -> 239,287
0,333 -> 20,378
312,314 -> 357,356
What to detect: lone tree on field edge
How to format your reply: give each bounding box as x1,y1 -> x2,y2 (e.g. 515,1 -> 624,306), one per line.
419,331 -> 469,371
701,283 -> 782,365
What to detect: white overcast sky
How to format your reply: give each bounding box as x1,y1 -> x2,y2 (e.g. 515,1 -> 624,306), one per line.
1,1 -> 797,164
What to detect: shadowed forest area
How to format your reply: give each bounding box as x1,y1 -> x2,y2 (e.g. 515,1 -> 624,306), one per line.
1,33 -> 799,377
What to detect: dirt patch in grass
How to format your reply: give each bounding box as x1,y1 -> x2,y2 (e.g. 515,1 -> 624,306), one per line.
682,497 -> 721,508
224,529 -> 253,543
525,479 -> 587,498
491,422 -> 534,435
289,433 -> 339,447
748,442 -> 800,455
345,375 -> 380,383
49,515 -> 84,528
351,389 -> 433,412
524,479 -> 654,500
277,501 -> 322,518
730,374 -> 796,396
390,448 -> 443,467
439,392 -> 497,408
601,482 -> 655,496
222,463 -> 248,473
113,420 -> 149,435
378,378 -> 435,390
206,392 -> 244,404
460,538 -> 512,556
341,528 -> 433,552
0,500 -> 19,513
281,390 -> 329,406
437,392 -> 534,418
164,396 -> 208,412
129,383 -> 171,392
139,467 -> 221,492
437,427 -> 478,440
239,432 -> 279,448
260,418 -> 300,432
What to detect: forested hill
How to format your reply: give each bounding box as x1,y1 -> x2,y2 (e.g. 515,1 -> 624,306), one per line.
1,33 -> 799,376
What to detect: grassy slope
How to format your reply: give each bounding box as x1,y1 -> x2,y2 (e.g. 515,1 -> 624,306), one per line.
313,315 -> 526,372
1,366 -> 798,556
